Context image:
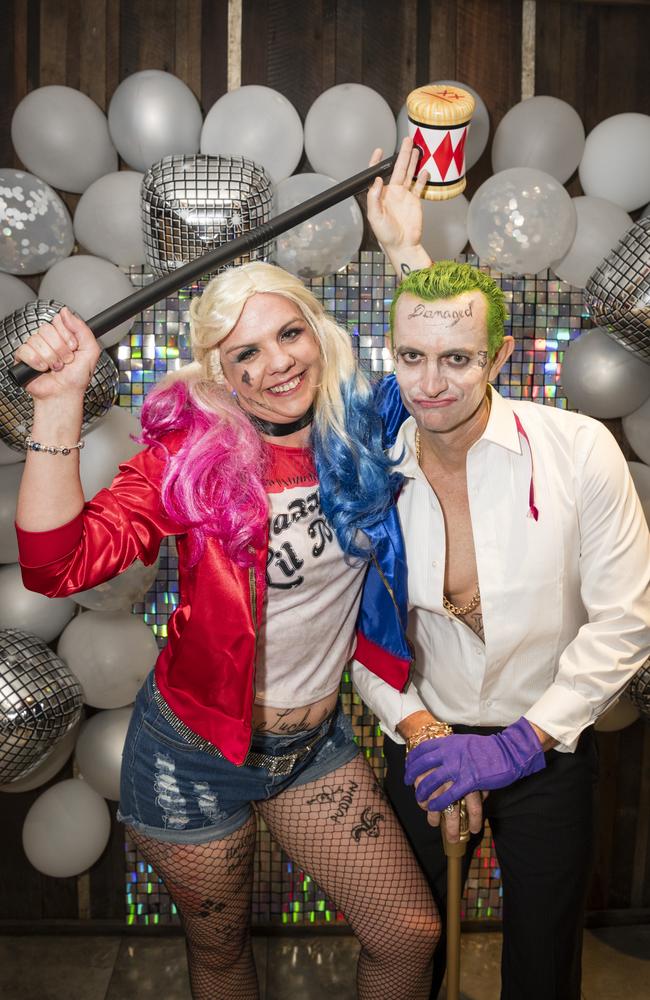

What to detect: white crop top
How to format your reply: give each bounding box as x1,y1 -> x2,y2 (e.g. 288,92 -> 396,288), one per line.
254,442 -> 365,708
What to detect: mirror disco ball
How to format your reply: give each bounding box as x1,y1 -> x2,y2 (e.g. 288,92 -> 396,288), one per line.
584,217 -> 650,362
0,300 -> 118,452
627,658 -> 650,721
0,627 -> 83,784
142,154 -> 274,278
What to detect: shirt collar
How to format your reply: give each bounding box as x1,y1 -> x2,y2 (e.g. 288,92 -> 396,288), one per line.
393,385 -> 523,480
479,385 -> 523,455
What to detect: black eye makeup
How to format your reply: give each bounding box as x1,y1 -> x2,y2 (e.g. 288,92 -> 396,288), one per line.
235,347 -> 257,364
395,348 -> 424,364
444,353 -> 471,366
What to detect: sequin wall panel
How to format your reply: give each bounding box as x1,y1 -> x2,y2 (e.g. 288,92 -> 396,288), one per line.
122,252 -> 590,927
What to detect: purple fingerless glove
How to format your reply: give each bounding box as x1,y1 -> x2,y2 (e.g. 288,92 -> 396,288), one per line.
404,717 -> 546,812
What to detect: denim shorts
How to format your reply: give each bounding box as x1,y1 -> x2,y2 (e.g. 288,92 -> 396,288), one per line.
117,671 -> 360,843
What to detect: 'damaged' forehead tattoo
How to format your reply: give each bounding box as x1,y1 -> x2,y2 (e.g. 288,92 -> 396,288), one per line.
406,299 -> 474,327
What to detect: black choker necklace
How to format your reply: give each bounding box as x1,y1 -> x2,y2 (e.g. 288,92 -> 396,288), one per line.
249,405 -> 314,438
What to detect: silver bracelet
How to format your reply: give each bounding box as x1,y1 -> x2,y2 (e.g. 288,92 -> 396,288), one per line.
24,435 -> 85,456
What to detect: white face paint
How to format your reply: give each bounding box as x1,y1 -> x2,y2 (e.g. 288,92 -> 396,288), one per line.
393,291 -> 506,435
219,292 -> 323,425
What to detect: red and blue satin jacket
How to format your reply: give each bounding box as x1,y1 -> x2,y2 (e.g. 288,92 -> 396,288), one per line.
17,385 -> 413,766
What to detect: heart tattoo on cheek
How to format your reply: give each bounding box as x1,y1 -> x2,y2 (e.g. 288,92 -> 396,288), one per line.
241,370 -> 252,386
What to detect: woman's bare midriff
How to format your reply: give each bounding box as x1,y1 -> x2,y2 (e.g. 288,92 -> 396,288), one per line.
251,689 -> 339,734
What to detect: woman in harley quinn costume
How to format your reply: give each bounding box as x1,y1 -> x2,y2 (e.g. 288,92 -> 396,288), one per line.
14,253 -> 439,999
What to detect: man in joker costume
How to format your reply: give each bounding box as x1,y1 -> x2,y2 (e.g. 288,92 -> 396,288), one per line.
351,140 -> 650,999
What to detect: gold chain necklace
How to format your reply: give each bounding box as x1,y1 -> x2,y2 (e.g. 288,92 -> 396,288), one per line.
442,587 -> 481,616
414,427 -> 481,619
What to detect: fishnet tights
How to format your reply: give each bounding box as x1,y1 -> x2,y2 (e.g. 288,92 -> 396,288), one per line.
128,754 -> 439,999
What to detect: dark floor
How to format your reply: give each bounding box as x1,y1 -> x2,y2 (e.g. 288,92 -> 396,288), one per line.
0,926 -> 648,999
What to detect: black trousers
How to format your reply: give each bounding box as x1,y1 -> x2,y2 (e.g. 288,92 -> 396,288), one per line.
383,727 -> 598,1000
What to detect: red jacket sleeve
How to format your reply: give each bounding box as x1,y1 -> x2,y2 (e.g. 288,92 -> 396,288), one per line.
16,437 -> 186,598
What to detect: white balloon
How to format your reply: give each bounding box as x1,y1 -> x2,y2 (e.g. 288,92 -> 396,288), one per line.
467,168 -> 576,275
75,706 -> 133,800
22,778 -> 111,877
552,197 -> 632,289
0,464 -> 24,563
38,255 -> 135,348
273,173 -> 363,278
0,169 -> 74,276
560,328 -> 650,419
57,610 -> 158,708
579,113 -> 650,212
594,698 -> 640,732
492,96 -> 585,184
623,396 -> 650,466
0,273 -> 36,321
73,557 -> 160,611
0,719 -> 81,793
629,461 -> 650,525
305,84 -> 396,182
79,406 -> 142,500
0,563 -> 76,642
396,104 -> 410,146
420,194 -> 469,261
74,171 -> 146,266
201,86 -> 303,185
11,86 -> 117,194
108,70 -> 203,172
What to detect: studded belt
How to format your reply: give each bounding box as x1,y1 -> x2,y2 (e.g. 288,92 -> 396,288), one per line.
151,677 -> 329,776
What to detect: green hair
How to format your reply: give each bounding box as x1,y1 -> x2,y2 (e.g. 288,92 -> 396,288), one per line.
389,261 -> 508,359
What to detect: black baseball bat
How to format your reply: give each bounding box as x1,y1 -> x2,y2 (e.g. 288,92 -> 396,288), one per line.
9,155 -> 397,387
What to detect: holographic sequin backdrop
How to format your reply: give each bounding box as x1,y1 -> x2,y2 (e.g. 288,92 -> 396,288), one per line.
122,252 -> 589,927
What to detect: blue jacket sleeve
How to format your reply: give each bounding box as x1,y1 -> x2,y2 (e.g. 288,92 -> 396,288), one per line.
372,374 -> 410,449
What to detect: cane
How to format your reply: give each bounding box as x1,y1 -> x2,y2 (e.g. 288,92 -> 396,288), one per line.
440,798 -> 470,1000
8,84 -> 476,389
7,156 -> 402,388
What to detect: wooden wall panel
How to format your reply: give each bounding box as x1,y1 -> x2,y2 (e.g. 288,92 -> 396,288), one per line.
456,0 -> 522,193
536,0 -> 650,130
199,0 -> 228,111
118,0 -> 178,77
242,0 -> 337,118
78,1 -> 112,108
425,0 -> 458,81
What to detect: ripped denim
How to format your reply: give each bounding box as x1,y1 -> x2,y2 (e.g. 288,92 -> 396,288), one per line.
117,670 -> 359,844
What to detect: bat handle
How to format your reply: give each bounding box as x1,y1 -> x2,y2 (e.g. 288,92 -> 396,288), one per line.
8,359 -> 40,389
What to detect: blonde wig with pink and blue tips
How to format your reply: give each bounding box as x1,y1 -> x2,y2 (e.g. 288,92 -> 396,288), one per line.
139,262 -> 400,567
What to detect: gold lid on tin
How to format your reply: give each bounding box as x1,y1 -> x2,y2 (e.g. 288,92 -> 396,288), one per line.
406,85 -> 475,200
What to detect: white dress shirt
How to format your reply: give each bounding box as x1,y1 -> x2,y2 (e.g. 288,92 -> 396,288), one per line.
352,388 -> 650,752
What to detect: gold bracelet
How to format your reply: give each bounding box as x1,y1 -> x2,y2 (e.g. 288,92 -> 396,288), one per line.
405,720 -> 453,754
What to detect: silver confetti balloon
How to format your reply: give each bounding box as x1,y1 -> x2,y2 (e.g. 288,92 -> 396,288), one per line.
627,657 -> 650,721
0,627 -> 83,784
584,217 -> 650,362
141,154 -> 274,277
0,300 -> 118,451
0,168 -> 75,275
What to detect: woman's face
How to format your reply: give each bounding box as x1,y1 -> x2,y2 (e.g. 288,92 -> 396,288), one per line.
219,292 -> 323,424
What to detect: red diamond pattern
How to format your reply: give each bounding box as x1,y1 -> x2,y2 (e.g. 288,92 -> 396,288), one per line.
411,127 -> 430,167
432,132 -> 454,181
452,127 -> 468,174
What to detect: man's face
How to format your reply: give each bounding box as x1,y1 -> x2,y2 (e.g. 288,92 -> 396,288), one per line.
392,290 -> 504,434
